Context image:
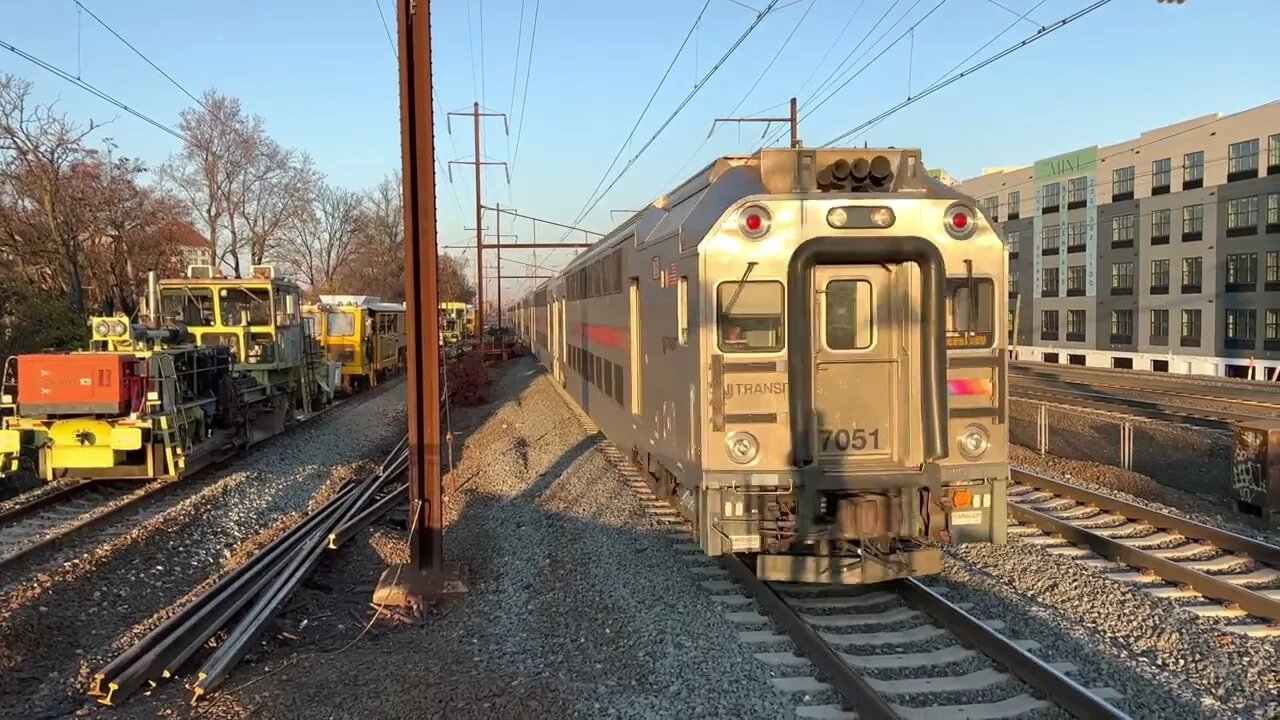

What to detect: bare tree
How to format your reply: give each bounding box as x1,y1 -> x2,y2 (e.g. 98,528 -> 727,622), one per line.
0,73 -> 105,317
437,254 -> 475,304
282,181 -> 364,293
235,139 -> 315,266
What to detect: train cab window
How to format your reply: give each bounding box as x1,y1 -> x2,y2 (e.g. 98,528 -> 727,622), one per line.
160,287 -> 214,326
945,277 -> 996,348
219,288 -> 272,326
717,281 -> 784,352
823,280 -> 874,350
327,312 -> 356,337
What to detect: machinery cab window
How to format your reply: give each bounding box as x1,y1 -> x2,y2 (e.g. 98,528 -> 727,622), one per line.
717,280 -> 784,352
219,287 -> 273,327
945,277 -> 996,348
160,287 -> 215,326
327,312 -> 357,338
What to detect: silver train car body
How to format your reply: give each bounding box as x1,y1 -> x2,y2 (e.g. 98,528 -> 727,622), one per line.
513,147 -> 1009,585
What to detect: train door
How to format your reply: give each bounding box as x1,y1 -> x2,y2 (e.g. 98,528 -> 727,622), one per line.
811,265 -> 915,471
557,298 -> 567,385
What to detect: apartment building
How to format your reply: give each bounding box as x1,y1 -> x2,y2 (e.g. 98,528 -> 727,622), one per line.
952,101 -> 1280,379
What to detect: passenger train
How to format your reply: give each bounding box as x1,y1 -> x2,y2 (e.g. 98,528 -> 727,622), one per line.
513,146 -> 1009,585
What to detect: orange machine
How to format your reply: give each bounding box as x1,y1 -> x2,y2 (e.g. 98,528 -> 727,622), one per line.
16,354 -> 138,417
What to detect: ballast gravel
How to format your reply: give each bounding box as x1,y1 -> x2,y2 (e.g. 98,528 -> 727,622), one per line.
1012,445 -> 1280,546
119,357 -> 801,720
941,542 -> 1280,720
0,385 -> 407,720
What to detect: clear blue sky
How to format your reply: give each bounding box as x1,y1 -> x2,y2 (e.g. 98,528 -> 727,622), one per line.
3,0 -> 1277,303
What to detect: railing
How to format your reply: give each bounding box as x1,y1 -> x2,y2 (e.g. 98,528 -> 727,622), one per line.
1011,398 -> 1232,495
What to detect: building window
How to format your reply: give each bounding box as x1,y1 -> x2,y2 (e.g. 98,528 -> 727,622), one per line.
1150,309 -> 1169,342
1110,261 -> 1134,294
1181,204 -> 1203,240
1268,193 -> 1280,230
1152,158 -> 1171,192
1067,265 -> 1085,296
1042,225 -> 1060,252
1042,182 -> 1060,211
1151,208 -> 1171,243
1228,138 -> 1260,180
1009,271 -> 1020,295
1066,309 -> 1086,340
1181,309 -> 1202,346
1227,196 -> 1259,236
983,196 -> 999,222
1270,134 -> 1280,171
1150,259 -> 1170,293
1266,309 -> 1280,342
1110,309 -> 1133,344
1067,176 -> 1088,208
1182,256 -> 1202,292
1067,221 -> 1087,251
1225,309 -> 1257,347
1183,151 -> 1204,188
1041,309 -> 1059,340
1268,251 -> 1280,286
1008,190 -> 1021,219
1041,267 -> 1059,296
1111,213 -> 1135,248
1226,252 -> 1258,291
1007,230 -> 1021,257
1112,166 -> 1134,199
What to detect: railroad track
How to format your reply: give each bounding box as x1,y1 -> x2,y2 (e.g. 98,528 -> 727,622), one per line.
1010,383 -> 1274,428
0,376 -> 405,577
549,377 -> 1128,719
1008,468 -> 1280,635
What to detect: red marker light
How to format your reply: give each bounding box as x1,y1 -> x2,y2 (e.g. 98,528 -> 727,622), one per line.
744,213 -> 763,232
738,205 -> 771,238
951,211 -> 968,230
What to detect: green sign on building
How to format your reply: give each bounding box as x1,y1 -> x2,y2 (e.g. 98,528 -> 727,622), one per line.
1034,146 -> 1099,181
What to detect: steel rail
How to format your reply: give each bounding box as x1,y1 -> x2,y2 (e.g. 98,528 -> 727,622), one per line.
1011,375 -> 1280,413
2,377 -> 406,576
1009,387 -> 1256,428
721,553 -> 900,720
0,479 -> 109,524
894,578 -> 1130,720
1010,363 -> 1280,400
1011,469 -> 1280,622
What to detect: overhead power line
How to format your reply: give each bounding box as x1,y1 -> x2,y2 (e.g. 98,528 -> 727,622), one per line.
565,0 -> 782,234
73,0 -> 204,107
823,0 -> 1116,147
511,0 -> 541,173
0,37 -> 191,144
565,0 -> 713,234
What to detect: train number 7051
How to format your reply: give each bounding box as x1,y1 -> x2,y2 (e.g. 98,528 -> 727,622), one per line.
818,427 -> 882,453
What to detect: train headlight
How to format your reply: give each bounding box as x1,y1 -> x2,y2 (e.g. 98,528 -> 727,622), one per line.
738,205 -> 771,239
957,424 -> 990,459
827,206 -> 896,229
944,202 -> 978,240
107,320 -> 127,337
726,431 -> 759,464
93,320 -> 111,336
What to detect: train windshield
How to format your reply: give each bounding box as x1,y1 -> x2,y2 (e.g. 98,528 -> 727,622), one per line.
717,280 -> 784,352
945,277 -> 995,348
327,312 -> 357,337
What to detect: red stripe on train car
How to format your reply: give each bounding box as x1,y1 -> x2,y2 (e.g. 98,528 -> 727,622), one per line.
568,323 -> 627,350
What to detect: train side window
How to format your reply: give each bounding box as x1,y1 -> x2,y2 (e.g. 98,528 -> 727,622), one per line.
678,276 -> 688,345
717,280 -> 784,353
823,279 -> 874,350
946,277 -> 996,348
327,312 -> 356,337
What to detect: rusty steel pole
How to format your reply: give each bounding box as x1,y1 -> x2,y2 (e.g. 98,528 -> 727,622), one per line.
710,96 -> 801,148
376,0 -> 464,606
472,102 -> 483,334
789,96 -> 799,149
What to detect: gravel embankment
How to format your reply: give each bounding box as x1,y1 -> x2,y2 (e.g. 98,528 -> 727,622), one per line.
115,356 -> 799,720
0,385 -> 407,720
1009,398 -> 1236,501
941,543 -> 1280,720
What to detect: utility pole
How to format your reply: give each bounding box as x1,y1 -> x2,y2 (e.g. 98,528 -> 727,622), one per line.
495,203 -> 516,330
376,0 -> 465,608
710,96 -> 801,148
447,104 -> 509,335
